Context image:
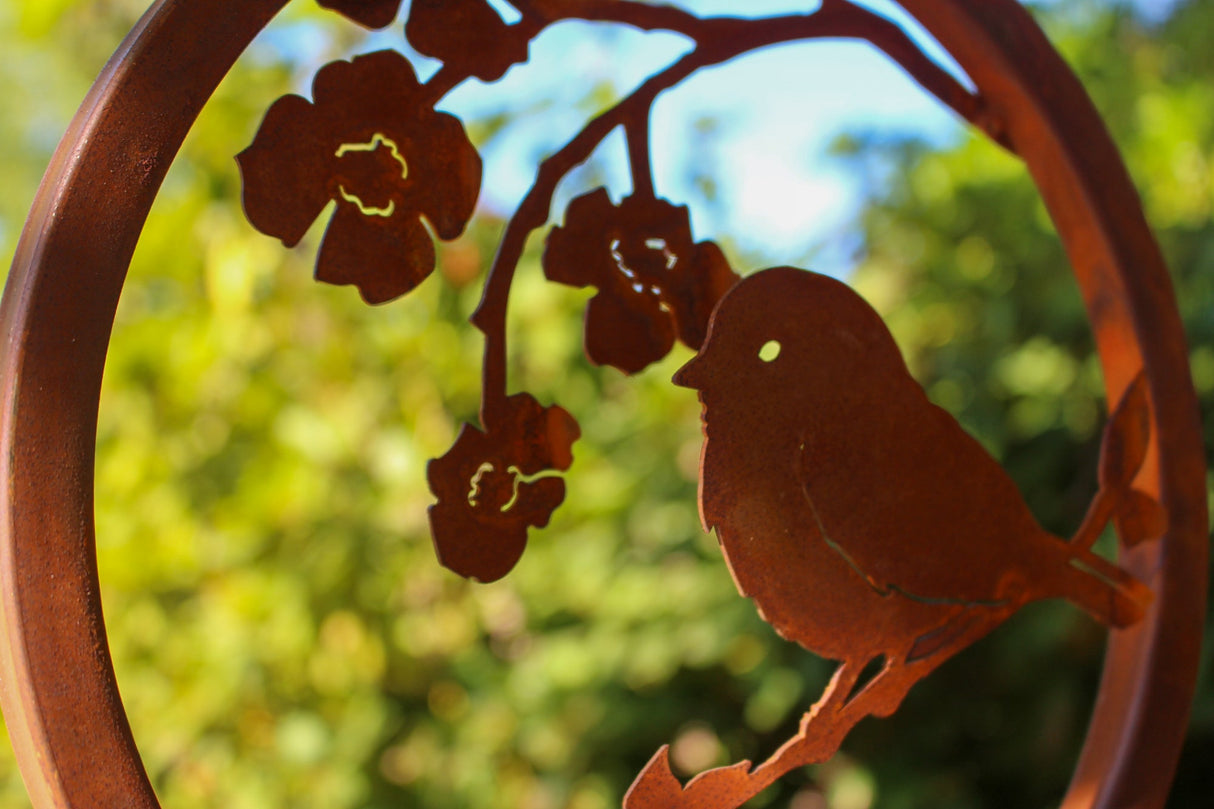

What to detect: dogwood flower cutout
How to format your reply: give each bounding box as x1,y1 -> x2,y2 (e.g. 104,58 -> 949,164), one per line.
543,189 -> 740,374
317,0 -> 401,29
406,0 -> 533,82
237,49 -> 481,304
427,394 -> 580,582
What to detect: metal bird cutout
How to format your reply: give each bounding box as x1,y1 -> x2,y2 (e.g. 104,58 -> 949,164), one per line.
624,267 -> 1160,808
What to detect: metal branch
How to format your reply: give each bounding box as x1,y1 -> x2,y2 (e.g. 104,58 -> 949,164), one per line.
625,106 -> 655,200
515,0 -> 714,38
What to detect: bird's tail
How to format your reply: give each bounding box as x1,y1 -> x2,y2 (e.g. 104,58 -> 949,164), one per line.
1055,548 -> 1152,628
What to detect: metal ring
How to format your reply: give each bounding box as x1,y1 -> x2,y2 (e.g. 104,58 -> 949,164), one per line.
0,1 -> 1204,806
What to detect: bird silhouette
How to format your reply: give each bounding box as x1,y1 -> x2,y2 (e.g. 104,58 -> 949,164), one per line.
632,266 -> 1154,808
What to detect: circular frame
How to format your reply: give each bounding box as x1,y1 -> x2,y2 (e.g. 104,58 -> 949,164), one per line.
0,1 -> 1205,807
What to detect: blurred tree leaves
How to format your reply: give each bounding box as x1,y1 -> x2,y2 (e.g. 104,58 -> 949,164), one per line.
0,1 -> 1211,808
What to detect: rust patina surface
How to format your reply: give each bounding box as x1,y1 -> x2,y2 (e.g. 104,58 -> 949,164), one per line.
0,1 -> 1205,807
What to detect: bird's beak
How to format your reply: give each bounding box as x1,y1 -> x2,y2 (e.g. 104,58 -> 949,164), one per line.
672,352 -> 707,390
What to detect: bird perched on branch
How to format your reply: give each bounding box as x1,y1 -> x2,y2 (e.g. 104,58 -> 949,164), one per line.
670,265 -> 1154,751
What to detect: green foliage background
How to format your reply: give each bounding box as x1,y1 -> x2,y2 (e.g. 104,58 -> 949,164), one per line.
0,1 -> 1210,807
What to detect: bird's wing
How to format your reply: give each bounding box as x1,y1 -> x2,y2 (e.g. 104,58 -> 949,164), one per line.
797,390 -> 1057,605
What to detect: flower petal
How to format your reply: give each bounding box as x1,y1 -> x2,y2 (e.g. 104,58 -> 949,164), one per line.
316,204 -> 436,304
237,94 -> 332,247
312,51 -> 424,140
316,0 -> 402,30
406,111 -> 482,241
542,187 -> 619,288
671,240 -> 740,350
427,423 -> 490,503
497,393 -> 580,475
428,499 -> 529,583
618,195 -> 695,260
406,0 -> 531,82
510,477 -> 567,530
584,289 -> 677,374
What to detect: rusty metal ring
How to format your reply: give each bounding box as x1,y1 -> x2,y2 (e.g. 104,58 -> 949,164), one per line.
0,1 -> 1204,807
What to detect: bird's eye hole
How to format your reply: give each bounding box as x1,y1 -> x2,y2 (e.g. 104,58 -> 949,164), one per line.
759,340 -> 781,362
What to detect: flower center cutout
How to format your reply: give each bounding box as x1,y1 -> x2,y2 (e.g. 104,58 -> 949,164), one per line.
466,461 -> 563,513
466,461 -> 514,511
645,238 -> 679,269
334,133 -> 409,217
610,237 -> 676,310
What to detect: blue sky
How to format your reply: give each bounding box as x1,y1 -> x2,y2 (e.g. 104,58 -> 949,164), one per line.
431,0 -> 966,272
